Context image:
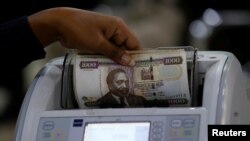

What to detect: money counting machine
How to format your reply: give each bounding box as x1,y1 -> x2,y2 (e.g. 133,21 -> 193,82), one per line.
13,47 -> 250,141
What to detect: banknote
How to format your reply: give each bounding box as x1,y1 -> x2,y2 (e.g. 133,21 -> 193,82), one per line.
73,49 -> 190,108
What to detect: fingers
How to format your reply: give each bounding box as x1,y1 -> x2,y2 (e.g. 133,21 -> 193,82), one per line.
106,17 -> 142,51
99,17 -> 142,66
98,37 -> 135,66
116,19 -> 142,50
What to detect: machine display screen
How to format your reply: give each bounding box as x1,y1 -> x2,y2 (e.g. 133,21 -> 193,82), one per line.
83,122 -> 150,141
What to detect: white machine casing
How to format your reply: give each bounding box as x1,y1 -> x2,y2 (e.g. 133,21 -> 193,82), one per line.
13,51 -> 250,141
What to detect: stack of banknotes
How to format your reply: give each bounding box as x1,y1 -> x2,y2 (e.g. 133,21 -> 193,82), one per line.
73,49 -> 191,108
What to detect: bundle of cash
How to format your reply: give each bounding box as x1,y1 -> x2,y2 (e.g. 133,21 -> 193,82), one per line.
73,49 -> 191,108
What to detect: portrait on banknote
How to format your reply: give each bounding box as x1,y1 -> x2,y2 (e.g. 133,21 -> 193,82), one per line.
96,68 -> 147,108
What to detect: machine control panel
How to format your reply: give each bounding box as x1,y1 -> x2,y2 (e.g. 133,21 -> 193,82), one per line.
36,108 -> 206,141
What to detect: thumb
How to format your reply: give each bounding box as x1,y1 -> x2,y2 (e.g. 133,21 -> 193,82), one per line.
119,51 -> 135,66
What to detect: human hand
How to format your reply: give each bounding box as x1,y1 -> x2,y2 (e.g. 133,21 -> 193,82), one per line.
28,7 -> 142,66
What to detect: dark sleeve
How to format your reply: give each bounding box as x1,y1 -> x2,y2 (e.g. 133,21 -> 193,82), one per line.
0,16 -> 46,70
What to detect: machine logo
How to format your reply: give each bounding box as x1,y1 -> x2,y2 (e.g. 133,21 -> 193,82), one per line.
73,119 -> 83,127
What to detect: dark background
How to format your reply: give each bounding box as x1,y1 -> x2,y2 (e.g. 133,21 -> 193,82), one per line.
1,0 -> 250,140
